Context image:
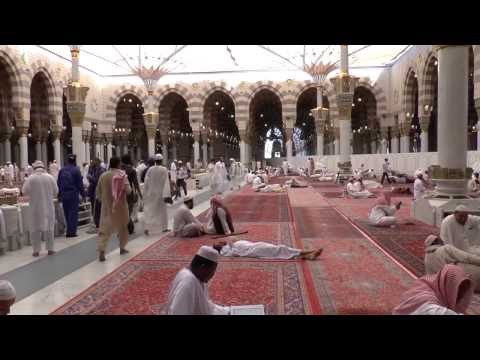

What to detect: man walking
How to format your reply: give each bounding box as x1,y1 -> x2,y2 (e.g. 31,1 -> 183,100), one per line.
381,158 -> 392,185
121,154 -> 142,234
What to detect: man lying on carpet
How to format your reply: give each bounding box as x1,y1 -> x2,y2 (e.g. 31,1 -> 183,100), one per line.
213,239 -> 323,260
440,205 -> 480,254
166,246 -> 230,315
0,280 -> 16,315
172,196 -> 205,238
204,194 -> 234,235
424,235 -> 480,292
368,192 -> 402,228
392,264 -> 474,315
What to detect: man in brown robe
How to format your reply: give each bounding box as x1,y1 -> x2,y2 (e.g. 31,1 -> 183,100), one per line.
96,157 -> 132,262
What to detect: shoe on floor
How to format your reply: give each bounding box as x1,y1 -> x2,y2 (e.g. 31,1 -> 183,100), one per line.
47,250 -> 56,256
32,252 -> 40,257
99,252 -> 106,262
120,248 -> 129,255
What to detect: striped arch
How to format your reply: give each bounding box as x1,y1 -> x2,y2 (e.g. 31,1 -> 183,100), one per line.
105,86 -> 148,121
293,81 -> 315,104
29,66 -> 62,118
403,67 -> 419,115
373,84 -> 387,120
153,83 -> 193,111
355,82 -> 378,127
198,82 -> 237,109
0,48 -> 30,110
420,52 -> 438,114
472,45 -> 480,101
157,90 -> 191,135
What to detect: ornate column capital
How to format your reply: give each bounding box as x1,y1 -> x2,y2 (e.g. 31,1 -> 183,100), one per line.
143,112 -> 159,128
65,85 -> 89,128
192,130 -> 201,143
380,127 -> 389,140
333,127 -> 340,140
104,133 -> 113,144
50,125 -> 62,141
330,74 -> 358,120
419,116 -> 430,132
399,122 -> 411,137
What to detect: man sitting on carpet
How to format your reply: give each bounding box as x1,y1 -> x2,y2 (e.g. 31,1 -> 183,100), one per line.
213,239 -> 323,260
346,177 -> 374,199
0,280 -> 16,315
204,194 -> 234,235
172,196 -> 205,238
440,205 -> 480,253
368,192 -> 402,227
424,235 -> 480,292
166,246 -> 230,315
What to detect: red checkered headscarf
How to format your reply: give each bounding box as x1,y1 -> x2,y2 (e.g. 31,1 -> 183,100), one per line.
392,264 -> 474,315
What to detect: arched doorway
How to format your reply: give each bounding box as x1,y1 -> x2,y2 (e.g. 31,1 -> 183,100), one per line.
405,70 -> 420,152
158,93 -> 191,164
296,87 -> 329,156
0,55 -> 14,164
29,72 -> 53,164
468,47 -> 478,150
114,94 -> 146,162
203,90 -> 239,163
424,55 -> 438,152
248,89 -> 283,163
351,86 -> 377,154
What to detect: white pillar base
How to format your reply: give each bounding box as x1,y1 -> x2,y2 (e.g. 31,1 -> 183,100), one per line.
19,136 -> 28,169
35,142 -> 41,162
148,138 -> 155,158
53,139 -> 61,164
193,141 -> 200,167
391,138 -> 399,153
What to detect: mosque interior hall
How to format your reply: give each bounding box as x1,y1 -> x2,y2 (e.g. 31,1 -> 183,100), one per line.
1,45 -> 480,316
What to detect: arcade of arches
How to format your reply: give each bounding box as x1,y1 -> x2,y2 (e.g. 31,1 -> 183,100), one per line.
0,45 -> 479,171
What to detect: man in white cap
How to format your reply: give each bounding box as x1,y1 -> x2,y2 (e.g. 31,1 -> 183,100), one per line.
166,245 -> 229,315
143,153 -> 172,236
413,170 -> 427,201
22,160 -> 58,257
440,205 -> 480,253
0,280 -> 16,315
172,196 -> 205,237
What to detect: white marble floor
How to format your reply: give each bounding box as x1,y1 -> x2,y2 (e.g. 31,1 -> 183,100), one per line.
8,187 -> 223,315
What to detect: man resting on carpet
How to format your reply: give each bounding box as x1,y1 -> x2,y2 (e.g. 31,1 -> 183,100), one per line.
346,177 -> 374,199
172,196 -> 205,238
285,177 -> 308,188
166,246 -> 230,315
424,235 -> 480,292
392,264 -> 474,315
440,205 -> 480,253
213,239 -> 323,260
368,192 -> 402,227
204,194 -> 234,235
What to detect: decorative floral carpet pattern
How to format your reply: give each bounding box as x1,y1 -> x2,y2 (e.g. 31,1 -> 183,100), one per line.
52,182 -> 480,315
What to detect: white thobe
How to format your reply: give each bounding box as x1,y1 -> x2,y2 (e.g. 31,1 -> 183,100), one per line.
22,169 -> 58,252
245,173 -> 255,184
369,205 -> 397,226
26,166 -> 33,176
413,178 -> 426,200
347,182 -> 372,198
220,240 -> 301,259
205,207 -> 231,235
468,178 -> 480,193
212,161 -> 227,193
207,163 -> 215,186
170,163 -> 177,182
252,176 -> 264,190
410,303 -> 460,315
136,163 -> 147,183
166,268 -> 229,315
173,204 -> 203,237
440,214 -> 480,251
282,161 -> 288,176
49,163 -> 59,181
6,165 -> 14,180
142,165 -> 171,233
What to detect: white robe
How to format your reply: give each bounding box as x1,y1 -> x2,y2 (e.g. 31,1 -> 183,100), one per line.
173,204 -> 202,236
212,161 -> 228,193
166,268 -> 229,315
413,178 -> 426,200
282,161 -> 288,176
49,163 -> 59,181
21,169 -> 58,232
440,214 -> 480,252
347,182 -> 372,198
207,163 -> 215,187
245,172 -> 255,184
252,176 -> 264,190
369,205 -> 397,226
170,162 -> 177,182
142,165 -> 171,232
410,303 -> 460,315
136,163 -> 147,183
220,240 -> 301,259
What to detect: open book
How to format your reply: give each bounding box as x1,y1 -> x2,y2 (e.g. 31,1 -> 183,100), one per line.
230,305 -> 265,315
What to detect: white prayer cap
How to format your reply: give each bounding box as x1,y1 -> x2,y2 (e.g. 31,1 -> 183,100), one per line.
454,205 -> 469,212
0,280 -> 16,301
33,160 -> 44,169
155,153 -> 163,161
414,169 -> 423,177
196,246 -> 219,263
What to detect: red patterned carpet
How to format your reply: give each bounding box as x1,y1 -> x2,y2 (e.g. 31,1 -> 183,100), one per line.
51,182 -> 480,315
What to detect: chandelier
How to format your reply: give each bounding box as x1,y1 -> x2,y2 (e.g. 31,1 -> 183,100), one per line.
303,61 -> 337,86
133,65 -> 169,94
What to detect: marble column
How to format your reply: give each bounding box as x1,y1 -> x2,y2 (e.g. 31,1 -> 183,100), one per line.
83,131 -> 90,164
312,108 -> 326,157
285,128 -> 293,159
193,131 -> 200,167
146,127 -> 156,158
420,116 -> 430,152
434,45 -> 469,196
172,144 -> 177,161
391,125 -> 399,153
399,122 -> 410,153
370,139 -> 377,154
96,142 -> 102,160
4,138 -> 11,163
35,140 -> 42,162
105,134 -> 113,162
51,126 -> 62,165
202,143 -> 208,167
41,141 -> 47,164
19,133 -> 28,169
